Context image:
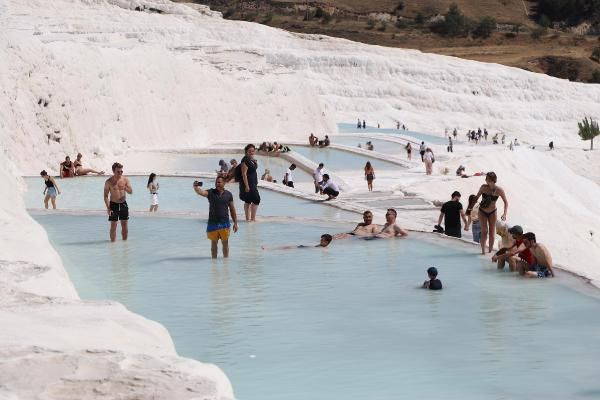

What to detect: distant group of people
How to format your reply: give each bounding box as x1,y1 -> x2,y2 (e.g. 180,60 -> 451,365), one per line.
258,141 -> 290,153
308,133 -> 330,147
59,153 -> 104,178
467,128 -> 488,143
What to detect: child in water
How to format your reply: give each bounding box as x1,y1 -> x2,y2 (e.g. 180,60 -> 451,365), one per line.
422,267 -> 442,290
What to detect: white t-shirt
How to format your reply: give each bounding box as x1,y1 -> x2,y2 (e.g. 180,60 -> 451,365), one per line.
313,167 -> 323,182
419,143 -> 426,152
285,168 -> 293,182
321,180 -> 339,192
424,151 -> 434,162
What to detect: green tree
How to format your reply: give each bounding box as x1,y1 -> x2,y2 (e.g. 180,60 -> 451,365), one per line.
591,69 -> 600,83
578,117 -> 600,150
472,16 -> 497,38
430,3 -> 472,37
591,47 -> 600,63
415,12 -> 425,25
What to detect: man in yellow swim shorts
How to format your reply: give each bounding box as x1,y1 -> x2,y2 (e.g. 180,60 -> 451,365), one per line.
193,176 -> 238,258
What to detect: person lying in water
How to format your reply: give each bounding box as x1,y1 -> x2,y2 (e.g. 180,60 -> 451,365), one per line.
334,210 -> 380,239
262,234 -> 333,250
376,208 -> 408,238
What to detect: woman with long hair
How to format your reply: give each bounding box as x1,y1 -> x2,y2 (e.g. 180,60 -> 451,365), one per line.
147,173 -> 159,212
40,170 -> 61,209
473,172 -> 508,254
465,194 -> 481,244
364,161 -> 375,191
240,144 -> 260,221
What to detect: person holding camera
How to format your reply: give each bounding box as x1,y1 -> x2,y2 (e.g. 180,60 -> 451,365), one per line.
193,176 -> 238,258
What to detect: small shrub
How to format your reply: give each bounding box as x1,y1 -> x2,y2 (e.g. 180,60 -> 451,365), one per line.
223,8 -> 235,19
395,19 -> 408,29
531,26 -> 546,39
321,12 -> 332,24
315,7 -> 325,19
539,14 -> 551,28
591,69 -> 600,83
472,16 -> 496,38
394,1 -> 405,14
366,18 -> 376,30
260,12 -> 273,24
430,3 -> 472,37
591,47 -> 600,63
415,12 -> 425,25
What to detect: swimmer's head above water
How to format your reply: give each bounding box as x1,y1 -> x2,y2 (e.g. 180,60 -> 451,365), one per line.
319,234 -> 333,247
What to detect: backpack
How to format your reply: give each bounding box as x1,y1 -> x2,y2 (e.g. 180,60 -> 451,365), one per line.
233,164 -> 242,182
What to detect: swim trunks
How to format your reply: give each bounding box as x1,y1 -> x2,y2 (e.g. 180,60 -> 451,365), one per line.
530,264 -> 550,278
108,201 -> 129,221
206,222 -> 231,241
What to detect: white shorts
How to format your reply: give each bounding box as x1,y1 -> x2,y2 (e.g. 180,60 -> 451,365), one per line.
150,193 -> 159,206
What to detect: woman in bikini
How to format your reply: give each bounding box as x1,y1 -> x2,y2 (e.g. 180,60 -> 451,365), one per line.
473,171 -> 508,255
73,153 -> 104,176
364,161 -> 375,191
405,142 -> 412,160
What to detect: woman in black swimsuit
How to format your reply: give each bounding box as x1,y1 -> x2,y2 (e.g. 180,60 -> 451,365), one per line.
364,161 -> 375,191
240,143 -> 260,222
473,171 -> 508,255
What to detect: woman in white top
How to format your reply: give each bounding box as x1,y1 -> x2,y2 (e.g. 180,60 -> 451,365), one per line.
147,173 -> 159,212
423,148 -> 434,175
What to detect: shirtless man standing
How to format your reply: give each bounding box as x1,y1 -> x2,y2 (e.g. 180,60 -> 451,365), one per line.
334,210 -> 380,239
377,208 -> 408,238
521,232 -> 555,278
103,162 -> 132,242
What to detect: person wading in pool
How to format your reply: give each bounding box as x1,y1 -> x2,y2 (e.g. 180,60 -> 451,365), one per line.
194,176 -> 238,258
472,171 -> 508,254
239,144 -> 260,222
334,210 -> 380,239
437,191 -> 468,239
103,162 -> 132,242
40,170 -> 61,209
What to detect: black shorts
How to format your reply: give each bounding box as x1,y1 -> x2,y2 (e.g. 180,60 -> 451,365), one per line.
286,181 -> 294,188
323,187 -> 339,197
109,201 -> 129,221
239,186 -> 261,205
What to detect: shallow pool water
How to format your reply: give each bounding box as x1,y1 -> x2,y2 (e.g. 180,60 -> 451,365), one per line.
126,152 -> 312,182
34,214 -> 600,400
290,146 -> 402,172
337,123 -> 447,145
331,136 -> 409,156
24,176 -> 358,220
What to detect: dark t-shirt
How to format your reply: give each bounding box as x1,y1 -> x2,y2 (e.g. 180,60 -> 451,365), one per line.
207,188 -> 233,225
441,200 -> 463,232
240,156 -> 258,187
428,279 -> 443,290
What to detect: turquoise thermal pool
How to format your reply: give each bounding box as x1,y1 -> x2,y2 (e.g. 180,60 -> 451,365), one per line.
330,135 -> 409,155
33,212 -> 600,400
24,176 -> 358,220
290,146 -> 402,172
337,123 -> 448,144
126,152 -> 313,182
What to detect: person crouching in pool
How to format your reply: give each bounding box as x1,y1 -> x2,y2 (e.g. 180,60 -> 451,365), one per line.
333,210 -> 380,239
377,208 -> 408,238
491,225 -> 534,272
320,174 -> 340,200
194,176 -> 238,258
520,232 -> 555,278
103,162 -> 132,242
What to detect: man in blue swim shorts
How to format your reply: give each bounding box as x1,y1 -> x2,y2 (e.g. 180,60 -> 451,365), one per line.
521,232 -> 555,278
193,176 -> 238,258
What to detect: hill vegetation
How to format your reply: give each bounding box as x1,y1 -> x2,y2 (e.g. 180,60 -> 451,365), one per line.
178,0 -> 600,83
